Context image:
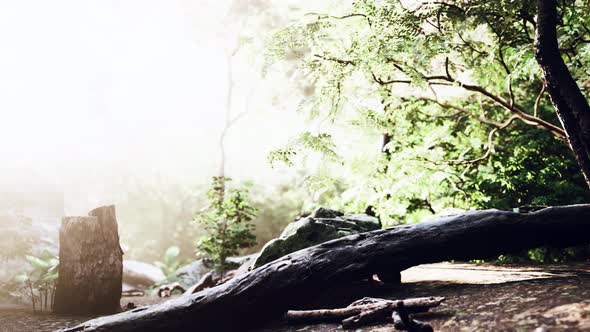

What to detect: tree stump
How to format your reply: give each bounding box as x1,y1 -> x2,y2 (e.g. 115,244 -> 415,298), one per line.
54,205 -> 123,314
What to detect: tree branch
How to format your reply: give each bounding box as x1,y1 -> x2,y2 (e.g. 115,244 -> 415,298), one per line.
455,30 -> 487,55
497,43 -> 516,108
314,54 -> 355,66
372,61 -> 566,139
416,97 -> 504,127
534,84 -> 546,117
444,57 -> 453,80
429,78 -> 565,139
371,71 -> 411,85
415,108 -> 462,119
310,33 -> 566,140
447,115 -> 520,165
305,12 -> 372,26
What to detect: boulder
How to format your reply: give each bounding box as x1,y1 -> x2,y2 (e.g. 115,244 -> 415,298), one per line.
225,253 -> 258,267
173,254 -> 258,288
252,206 -> 381,268
173,260 -> 211,289
123,260 -> 166,289
229,254 -> 258,276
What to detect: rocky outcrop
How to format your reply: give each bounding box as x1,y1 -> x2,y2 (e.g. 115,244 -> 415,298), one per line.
252,207 -> 381,268
173,260 -> 211,289
123,260 -> 166,289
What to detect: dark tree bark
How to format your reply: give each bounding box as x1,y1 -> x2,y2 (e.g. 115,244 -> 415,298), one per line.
534,0 -> 590,188
54,205 -> 123,315
60,204 -> 590,332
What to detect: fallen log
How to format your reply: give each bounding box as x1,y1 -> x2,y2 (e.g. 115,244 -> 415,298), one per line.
285,297 -> 444,323
341,302 -> 393,329
60,204 -> 590,332
340,297 -> 442,330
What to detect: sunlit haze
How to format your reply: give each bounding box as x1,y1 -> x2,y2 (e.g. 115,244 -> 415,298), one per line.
0,0 -> 312,214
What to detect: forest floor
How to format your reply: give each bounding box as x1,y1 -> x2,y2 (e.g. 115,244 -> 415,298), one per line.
1,261 -> 589,332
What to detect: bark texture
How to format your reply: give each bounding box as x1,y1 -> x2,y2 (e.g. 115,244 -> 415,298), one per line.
60,204 -> 590,331
534,0 -> 590,188
54,205 -> 123,314
286,297 -> 443,324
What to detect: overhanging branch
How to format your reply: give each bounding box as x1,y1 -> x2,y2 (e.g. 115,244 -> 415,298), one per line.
377,62 -> 566,140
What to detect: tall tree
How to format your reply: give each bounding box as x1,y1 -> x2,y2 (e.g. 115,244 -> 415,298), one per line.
535,0 -> 590,188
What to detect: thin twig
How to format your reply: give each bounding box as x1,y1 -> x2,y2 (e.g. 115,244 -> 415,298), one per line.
447,115 -> 519,165
304,12 -> 372,26
314,54 -> 355,66
534,84 -> 546,117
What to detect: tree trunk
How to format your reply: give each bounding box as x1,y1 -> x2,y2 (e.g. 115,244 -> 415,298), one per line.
54,205 -> 123,315
534,0 -> 590,188
60,204 -> 590,332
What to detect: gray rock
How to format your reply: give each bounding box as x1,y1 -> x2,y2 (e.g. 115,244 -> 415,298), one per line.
174,260 -> 211,289
225,253 -> 258,267
343,213 -> 383,230
309,206 -> 344,219
252,206 -> 381,268
173,255 -> 258,288
123,260 -> 166,289
229,254 -> 258,277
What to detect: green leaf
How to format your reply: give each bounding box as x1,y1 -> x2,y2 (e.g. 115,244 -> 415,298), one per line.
43,273 -> 58,282
14,273 -> 29,283
165,246 -> 180,259
25,255 -> 52,270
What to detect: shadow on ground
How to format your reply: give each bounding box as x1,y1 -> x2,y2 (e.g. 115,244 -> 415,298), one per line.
1,262 -> 589,332
255,262 -> 590,332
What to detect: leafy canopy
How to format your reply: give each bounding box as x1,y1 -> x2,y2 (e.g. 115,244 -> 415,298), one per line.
266,0 -> 590,225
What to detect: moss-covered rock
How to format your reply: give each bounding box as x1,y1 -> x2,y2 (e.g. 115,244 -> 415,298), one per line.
252,207 -> 381,268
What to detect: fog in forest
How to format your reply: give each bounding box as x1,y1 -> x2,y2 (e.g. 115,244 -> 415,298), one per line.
0,0 -> 350,262
2,1 -> 590,330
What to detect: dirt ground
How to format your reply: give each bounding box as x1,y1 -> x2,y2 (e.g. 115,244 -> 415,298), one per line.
1,262 -> 589,332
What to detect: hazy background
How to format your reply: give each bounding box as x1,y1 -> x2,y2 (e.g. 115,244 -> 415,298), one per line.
0,0 -> 348,262
0,0 -> 307,209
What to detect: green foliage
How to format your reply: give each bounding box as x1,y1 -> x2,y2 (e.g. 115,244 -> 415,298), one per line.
264,0 -> 590,262
154,246 -> 187,281
268,132 -> 340,167
266,0 -> 590,228
465,126 -> 590,210
193,176 -> 257,273
497,245 -> 590,264
0,214 -> 42,260
15,250 -> 59,312
249,182 -> 307,252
